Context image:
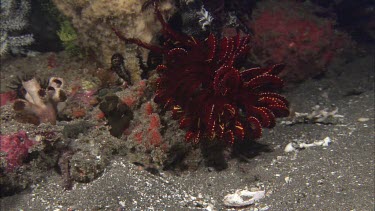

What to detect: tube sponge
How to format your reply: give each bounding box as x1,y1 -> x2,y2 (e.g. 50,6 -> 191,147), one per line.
13,77 -> 67,125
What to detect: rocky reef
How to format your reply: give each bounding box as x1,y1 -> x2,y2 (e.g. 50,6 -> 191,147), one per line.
0,0 -> 367,203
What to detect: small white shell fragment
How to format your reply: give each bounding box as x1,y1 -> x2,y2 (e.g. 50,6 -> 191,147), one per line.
223,189 -> 265,207
285,176 -> 292,184
119,201 -> 126,207
357,117 -> 370,122
284,143 -> 296,152
34,135 -> 43,142
285,137 -> 332,153
321,137 -> 331,146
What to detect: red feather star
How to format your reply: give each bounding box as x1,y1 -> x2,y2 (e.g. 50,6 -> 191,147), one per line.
113,5 -> 289,144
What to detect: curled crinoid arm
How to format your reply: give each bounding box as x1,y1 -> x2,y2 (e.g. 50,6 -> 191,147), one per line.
240,63 -> 286,83
233,121 -> 245,141
258,92 -> 288,105
246,105 -> 274,128
215,69 -> 243,97
258,96 -> 287,109
153,4 -> 193,47
267,104 -> 290,118
166,48 -> 188,64
245,74 -> 284,90
247,116 -> 262,139
205,34 -> 216,61
112,28 -> 165,54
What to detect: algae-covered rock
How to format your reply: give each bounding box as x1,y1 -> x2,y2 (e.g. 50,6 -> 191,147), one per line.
52,0 -> 176,82
68,125 -> 126,183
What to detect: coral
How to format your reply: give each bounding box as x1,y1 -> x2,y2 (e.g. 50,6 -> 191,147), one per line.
0,0 -> 34,56
0,131 -> 36,172
51,0 -> 176,78
249,0 -> 350,82
12,76 -> 67,125
114,5 -> 289,144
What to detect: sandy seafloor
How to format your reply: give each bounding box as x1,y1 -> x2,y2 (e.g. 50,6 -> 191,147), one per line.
0,51 -> 374,210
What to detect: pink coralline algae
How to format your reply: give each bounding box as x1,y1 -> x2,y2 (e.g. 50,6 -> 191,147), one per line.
0,91 -> 17,107
0,131 -> 36,172
119,80 -> 147,108
127,101 -> 165,150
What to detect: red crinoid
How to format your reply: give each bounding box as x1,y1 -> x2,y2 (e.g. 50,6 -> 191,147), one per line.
113,5 -> 289,144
